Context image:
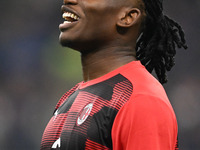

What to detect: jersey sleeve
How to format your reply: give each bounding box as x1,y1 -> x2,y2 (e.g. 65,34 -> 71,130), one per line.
111,94 -> 178,150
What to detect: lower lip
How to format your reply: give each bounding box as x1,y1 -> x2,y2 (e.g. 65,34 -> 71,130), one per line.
59,21 -> 78,31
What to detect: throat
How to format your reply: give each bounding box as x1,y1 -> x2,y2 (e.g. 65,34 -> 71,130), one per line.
81,48 -> 137,82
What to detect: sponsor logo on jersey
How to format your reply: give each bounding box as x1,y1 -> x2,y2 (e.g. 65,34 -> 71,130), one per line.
52,137 -> 61,149
77,103 -> 93,126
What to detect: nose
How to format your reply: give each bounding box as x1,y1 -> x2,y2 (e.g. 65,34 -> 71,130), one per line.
63,0 -> 78,5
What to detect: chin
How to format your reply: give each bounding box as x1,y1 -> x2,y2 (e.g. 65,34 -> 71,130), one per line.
59,33 -> 101,52
59,34 -> 72,47
59,39 -> 69,47
59,38 -> 79,52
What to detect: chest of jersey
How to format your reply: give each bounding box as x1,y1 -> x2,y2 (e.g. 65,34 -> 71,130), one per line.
40,74 -> 133,150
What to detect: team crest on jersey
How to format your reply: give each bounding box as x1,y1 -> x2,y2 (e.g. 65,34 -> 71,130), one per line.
77,103 -> 93,126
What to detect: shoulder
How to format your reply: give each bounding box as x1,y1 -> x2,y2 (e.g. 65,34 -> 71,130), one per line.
118,94 -> 176,120
120,61 -> 169,103
111,61 -> 178,149
113,93 -> 176,124
119,63 -> 174,119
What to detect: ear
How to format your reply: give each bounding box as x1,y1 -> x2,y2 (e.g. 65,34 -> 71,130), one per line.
117,8 -> 141,28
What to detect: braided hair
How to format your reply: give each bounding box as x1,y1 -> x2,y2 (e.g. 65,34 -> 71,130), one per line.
136,0 -> 187,84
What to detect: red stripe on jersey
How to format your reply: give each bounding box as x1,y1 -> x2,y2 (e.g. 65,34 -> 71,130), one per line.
85,139 -> 110,150
40,113 -> 68,149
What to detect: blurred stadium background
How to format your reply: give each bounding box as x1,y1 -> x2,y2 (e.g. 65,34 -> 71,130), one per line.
0,0 -> 200,149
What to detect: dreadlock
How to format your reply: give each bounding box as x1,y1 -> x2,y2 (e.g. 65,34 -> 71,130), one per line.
136,0 -> 187,84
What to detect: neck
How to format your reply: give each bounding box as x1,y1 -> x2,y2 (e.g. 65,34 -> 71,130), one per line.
81,46 -> 137,82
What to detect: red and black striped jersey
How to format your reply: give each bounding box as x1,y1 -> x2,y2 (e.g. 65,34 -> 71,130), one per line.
40,61 -> 178,150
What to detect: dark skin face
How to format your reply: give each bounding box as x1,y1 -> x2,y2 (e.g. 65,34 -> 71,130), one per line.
59,0 -> 145,81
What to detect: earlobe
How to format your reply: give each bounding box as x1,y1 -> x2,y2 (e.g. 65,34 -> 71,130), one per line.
117,8 -> 141,28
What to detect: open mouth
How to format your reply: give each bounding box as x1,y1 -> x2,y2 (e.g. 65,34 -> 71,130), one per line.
62,12 -> 80,23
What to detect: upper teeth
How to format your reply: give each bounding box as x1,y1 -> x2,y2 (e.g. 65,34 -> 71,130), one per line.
62,12 -> 79,20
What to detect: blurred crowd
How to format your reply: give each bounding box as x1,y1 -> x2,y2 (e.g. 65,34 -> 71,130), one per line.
0,0 -> 200,149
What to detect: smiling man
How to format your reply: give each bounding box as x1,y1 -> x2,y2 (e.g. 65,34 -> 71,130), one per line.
40,0 -> 187,149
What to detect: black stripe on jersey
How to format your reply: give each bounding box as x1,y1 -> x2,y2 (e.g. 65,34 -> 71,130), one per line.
82,74 -> 129,101
87,106 -> 118,149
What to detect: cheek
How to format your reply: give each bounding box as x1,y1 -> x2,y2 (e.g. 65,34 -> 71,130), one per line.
80,1 -> 120,33
84,11 -> 117,33
83,20 -> 114,40
82,0 -> 109,11
82,0 -> 119,19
